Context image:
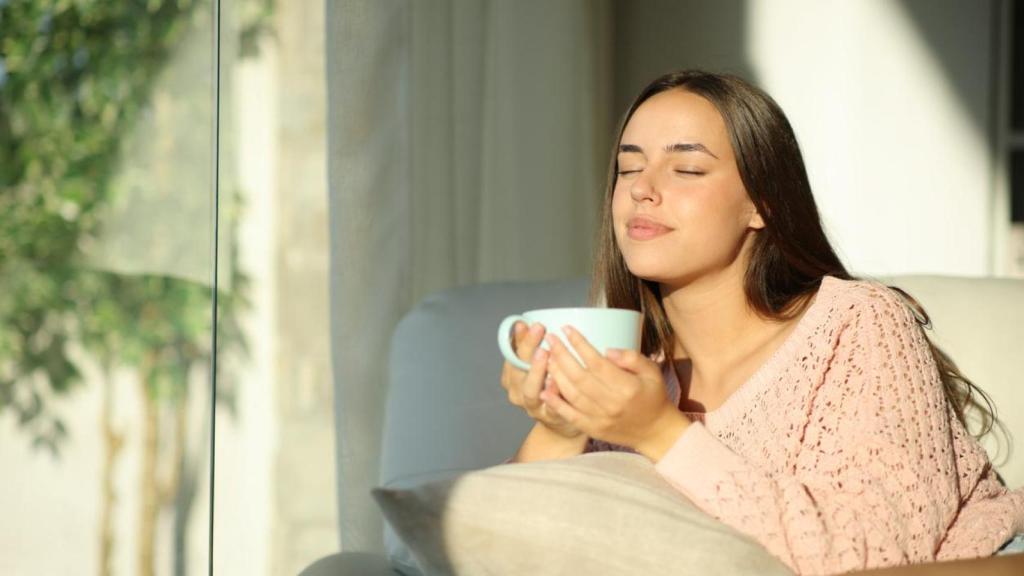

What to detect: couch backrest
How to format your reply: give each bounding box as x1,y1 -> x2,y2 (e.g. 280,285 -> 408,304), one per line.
377,277 -> 591,572
379,276 -> 590,491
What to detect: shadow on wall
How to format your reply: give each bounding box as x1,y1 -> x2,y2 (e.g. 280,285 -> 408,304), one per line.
610,0 -> 757,121
895,0 -> 998,157
611,0 -> 993,159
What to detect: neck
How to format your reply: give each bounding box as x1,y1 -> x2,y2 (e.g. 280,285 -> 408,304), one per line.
659,267 -> 762,369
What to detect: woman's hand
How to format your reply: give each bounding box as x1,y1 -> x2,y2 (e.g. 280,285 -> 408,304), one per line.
539,325 -> 690,460
500,321 -> 585,439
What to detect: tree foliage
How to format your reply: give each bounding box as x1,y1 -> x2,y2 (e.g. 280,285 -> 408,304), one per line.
0,0 -> 266,453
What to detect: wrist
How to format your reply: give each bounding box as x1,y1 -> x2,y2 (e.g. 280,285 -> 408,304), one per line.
636,408 -> 690,463
512,422 -> 589,463
534,420 -> 586,442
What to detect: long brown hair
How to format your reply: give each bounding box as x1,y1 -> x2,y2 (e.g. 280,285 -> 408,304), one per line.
588,69 -> 1001,443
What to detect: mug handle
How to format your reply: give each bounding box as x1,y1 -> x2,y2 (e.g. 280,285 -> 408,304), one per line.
497,314 -> 532,371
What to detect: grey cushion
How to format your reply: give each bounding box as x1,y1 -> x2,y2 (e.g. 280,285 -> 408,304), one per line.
297,551 -> 397,576
373,452 -> 794,576
379,277 -> 591,574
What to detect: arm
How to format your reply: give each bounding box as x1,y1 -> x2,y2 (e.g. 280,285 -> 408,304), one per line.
654,289 -> 965,574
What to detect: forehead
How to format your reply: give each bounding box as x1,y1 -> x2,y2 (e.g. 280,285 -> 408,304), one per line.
619,89 -> 729,153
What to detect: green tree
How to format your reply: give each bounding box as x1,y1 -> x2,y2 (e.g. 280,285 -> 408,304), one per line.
0,1 -> 271,574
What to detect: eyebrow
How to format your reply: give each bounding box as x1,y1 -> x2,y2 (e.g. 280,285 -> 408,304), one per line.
618,142 -> 719,159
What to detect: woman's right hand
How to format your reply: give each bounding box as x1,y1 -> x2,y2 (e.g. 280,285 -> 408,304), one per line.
500,321 -> 584,439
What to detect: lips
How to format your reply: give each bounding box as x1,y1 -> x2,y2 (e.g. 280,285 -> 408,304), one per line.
626,216 -> 673,240
627,216 -> 672,229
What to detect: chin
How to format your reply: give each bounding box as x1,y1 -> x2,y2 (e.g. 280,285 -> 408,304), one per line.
622,259 -> 671,283
624,255 -> 699,286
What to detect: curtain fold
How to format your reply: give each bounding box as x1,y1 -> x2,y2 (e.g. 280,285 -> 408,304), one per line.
326,0 -> 611,553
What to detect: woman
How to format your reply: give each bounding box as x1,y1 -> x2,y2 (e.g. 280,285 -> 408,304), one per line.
500,70 -> 1024,574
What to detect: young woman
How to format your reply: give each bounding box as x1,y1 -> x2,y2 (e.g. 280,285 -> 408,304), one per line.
500,70 -> 1024,574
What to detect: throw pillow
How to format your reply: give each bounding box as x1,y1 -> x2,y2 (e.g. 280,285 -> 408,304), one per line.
372,451 -> 793,576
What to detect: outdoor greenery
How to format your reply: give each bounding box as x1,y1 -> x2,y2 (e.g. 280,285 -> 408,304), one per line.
0,0 -> 265,449
1,1 -> 272,574
1,0 -> 198,451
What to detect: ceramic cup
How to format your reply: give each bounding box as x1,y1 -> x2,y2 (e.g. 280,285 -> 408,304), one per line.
497,307 -> 642,371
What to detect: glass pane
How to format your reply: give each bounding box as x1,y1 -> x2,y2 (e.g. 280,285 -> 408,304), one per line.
1012,0 -> 1024,132
211,1 -> 337,574
0,2 -> 217,575
1012,149 -> 1024,223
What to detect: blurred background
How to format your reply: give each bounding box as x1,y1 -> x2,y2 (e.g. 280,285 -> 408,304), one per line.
0,0 -> 1021,574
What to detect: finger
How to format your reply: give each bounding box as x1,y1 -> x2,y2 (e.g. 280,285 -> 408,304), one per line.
540,385 -> 585,428
500,363 -> 511,391
559,325 -> 609,373
539,384 -> 572,424
516,322 -> 547,363
545,379 -> 563,399
544,332 -> 587,382
545,331 -> 616,404
521,347 -> 548,409
547,361 -> 603,415
505,385 -> 523,407
511,321 -> 526,354
540,381 -> 573,422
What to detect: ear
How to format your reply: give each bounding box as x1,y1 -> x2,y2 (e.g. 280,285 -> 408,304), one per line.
748,208 -> 765,230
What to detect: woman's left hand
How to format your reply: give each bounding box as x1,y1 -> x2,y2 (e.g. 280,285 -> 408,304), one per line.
541,325 -> 690,460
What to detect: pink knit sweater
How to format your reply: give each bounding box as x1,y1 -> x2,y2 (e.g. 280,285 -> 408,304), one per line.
586,275 -> 1024,575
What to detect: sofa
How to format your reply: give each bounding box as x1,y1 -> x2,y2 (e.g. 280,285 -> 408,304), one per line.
300,275 -> 1024,575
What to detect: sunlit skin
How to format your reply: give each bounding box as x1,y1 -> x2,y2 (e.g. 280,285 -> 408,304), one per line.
538,88 -> 813,462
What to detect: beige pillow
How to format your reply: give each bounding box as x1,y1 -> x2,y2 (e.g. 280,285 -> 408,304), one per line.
372,451 -> 793,576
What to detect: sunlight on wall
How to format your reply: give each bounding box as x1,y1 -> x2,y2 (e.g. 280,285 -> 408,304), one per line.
746,0 -> 992,277
210,33 -> 278,576
215,2 -> 337,574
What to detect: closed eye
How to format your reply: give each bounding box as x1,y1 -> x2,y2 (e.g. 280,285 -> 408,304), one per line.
617,169 -> 704,176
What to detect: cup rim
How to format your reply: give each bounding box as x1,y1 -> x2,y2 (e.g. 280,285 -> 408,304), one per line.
521,306 -> 641,317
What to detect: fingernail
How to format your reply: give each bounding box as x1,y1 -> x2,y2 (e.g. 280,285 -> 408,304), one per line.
529,323 -> 543,335
533,347 -> 545,360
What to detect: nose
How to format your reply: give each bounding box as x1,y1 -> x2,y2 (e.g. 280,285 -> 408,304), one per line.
629,171 -> 660,204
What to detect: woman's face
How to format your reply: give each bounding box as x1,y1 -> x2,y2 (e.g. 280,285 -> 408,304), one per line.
612,88 -> 764,286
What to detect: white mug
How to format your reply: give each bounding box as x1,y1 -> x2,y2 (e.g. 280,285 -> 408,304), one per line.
497,307 -> 642,371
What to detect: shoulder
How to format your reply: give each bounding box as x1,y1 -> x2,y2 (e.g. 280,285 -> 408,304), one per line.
814,278 -> 943,402
820,275 -> 921,333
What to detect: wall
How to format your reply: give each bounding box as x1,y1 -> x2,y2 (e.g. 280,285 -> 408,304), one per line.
612,0 -> 998,277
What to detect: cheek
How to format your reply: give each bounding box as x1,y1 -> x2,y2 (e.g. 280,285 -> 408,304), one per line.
611,185 -> 630,222
687,184 -> 745,224
610,187 -> 634,247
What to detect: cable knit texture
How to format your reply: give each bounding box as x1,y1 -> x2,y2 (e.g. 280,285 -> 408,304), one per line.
584,275 -> 1024,575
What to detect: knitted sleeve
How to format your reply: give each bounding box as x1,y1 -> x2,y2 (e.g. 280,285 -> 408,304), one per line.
654,287 -> 963,574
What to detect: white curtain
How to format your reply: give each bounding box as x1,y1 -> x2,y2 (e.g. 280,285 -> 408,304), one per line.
326,0 -> 612,553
